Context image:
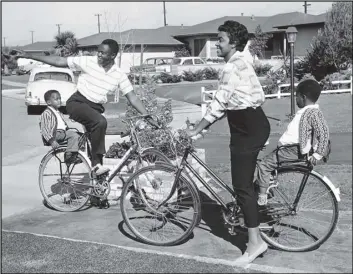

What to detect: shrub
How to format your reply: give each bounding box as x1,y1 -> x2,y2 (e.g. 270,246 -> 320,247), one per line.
106,74 -> 191,160
299,2 -> 352,81
182,70 -> 204,82
254,63 -> 272,77
174,45 -> 191,57
320,68 -> 352,90
203,67 -> 219,80
157,72 -> 182,83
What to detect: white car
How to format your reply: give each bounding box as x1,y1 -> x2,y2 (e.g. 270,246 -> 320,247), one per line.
25,67 -> 76,115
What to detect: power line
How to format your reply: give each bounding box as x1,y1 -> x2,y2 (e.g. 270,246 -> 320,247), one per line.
56,24 -> 62,35
95,14 -> 102,33
30,30 -> 34,44
303,1 -> 311,14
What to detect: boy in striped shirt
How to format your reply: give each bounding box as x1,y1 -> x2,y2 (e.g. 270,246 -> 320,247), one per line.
40,90 -> 81,165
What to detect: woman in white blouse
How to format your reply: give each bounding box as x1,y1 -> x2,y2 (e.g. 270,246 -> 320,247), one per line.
186,20 -> 270,265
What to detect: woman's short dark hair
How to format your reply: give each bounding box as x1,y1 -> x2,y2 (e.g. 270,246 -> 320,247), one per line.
101,39 -> 119,55
296,78 -> 322,102
218,20 -> 249,51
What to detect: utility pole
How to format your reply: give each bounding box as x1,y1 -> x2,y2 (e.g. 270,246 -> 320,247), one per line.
163,1 -> 167,26
95,14 -> 102,33
30,30 -> 34,44
303,1 -> 311,14
3,37 -> 6,47
56,24 -> 62,35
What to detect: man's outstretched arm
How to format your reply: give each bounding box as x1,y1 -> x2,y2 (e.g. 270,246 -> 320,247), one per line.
13,50 -> 69,68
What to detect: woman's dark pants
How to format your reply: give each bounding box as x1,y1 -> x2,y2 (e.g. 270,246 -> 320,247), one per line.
66,91 -> 107,167
227,107 -> 270,228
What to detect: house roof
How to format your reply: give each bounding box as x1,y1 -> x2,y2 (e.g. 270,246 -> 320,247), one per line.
273,12 -> 327,28
77,26 -> 187,48
172,15 -> 269,37
172,12 -> 325,37
21,41 -> 56,52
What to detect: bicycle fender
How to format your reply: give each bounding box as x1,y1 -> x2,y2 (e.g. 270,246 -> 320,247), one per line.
311,170 -> 341,202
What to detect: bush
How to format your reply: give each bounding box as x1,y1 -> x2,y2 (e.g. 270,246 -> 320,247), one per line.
157,72 -> 182,83
203,67 -> 220,80
299,2 -> 352,81
106,74 -> 191,160
254,63 -> 272,77
320,68 -> 352,90
182,70 -> 203,82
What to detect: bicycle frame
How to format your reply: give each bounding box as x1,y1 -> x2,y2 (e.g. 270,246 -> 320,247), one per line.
159,141 -> 316,215
159,146 -> 235,210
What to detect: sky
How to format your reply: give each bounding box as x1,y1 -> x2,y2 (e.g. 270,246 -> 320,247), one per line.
2,1 -> 333,46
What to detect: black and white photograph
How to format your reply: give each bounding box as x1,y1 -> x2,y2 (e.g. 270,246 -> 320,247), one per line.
1,1 -> 352,273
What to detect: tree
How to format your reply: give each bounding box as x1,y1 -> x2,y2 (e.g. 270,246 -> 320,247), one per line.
54,31 -> 78,57
248,25 -> 273,59
302,2 -> 352,80
174,45 -> 191,57
103,11 -> 134,68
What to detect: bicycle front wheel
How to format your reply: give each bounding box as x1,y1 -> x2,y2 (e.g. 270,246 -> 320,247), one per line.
39,148 -> 93,212
259,166 -> 339,252
120,163 -> 201,246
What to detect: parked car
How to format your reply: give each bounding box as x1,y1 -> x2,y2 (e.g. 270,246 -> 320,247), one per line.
170,57 -> 224,75
130,57 -> 174,74
25,67 -> 76,115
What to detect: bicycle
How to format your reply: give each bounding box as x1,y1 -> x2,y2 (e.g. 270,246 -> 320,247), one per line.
120,127 -> 341,252
38,114 -> 170,212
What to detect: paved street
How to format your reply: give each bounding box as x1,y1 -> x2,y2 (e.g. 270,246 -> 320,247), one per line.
2,83 -> 352,273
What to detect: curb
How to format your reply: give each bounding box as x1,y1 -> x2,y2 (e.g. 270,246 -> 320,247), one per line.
1,80 -> 27,88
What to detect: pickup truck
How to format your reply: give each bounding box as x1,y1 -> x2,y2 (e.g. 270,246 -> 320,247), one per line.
130,57 -> 173,74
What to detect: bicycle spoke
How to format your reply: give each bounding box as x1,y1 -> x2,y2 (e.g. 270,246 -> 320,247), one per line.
260,169 -> 338,251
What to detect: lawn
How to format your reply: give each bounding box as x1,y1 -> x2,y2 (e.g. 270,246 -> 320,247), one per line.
106,93 -> 352,135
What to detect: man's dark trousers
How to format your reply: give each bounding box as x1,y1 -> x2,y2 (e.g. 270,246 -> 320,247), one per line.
66,91 -> 107,167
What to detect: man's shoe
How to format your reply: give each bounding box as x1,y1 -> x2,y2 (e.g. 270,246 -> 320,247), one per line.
92,164 -> 110,176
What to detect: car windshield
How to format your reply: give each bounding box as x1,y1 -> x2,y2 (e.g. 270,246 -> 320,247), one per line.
172,58 -> 182,65
34,72 -> 72,82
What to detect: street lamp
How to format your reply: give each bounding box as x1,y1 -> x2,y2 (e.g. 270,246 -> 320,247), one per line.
286,26 -> 298,118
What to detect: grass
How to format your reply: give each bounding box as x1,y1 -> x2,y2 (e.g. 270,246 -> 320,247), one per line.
262,93 -> 352,134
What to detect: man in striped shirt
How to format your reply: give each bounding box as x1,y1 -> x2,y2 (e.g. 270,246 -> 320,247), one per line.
15,39 -> 156,175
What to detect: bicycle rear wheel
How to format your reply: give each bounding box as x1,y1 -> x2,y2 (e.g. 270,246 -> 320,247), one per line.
259,166 -> 339,252
39,147 -> 93,212
120,163 -> 201,246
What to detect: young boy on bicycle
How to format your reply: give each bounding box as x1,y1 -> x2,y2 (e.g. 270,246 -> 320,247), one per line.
254,78 -> 330,205
40,90 -> 81,164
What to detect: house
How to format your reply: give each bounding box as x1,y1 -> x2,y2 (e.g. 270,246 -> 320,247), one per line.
20,41 -> 56,55
172,12 -> 326,59
273,13 -> 326,56
76,26 -> 188,72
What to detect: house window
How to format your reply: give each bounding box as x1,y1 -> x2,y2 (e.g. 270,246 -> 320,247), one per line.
194,39 -> 206,56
